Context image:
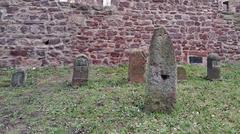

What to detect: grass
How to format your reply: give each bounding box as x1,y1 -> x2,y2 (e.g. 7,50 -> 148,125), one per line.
0,63 -> 240,133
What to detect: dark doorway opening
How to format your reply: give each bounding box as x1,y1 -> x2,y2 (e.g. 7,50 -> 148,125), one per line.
189,56 -> 203,64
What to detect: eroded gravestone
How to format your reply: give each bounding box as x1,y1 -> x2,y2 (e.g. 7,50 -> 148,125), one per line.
128,49 -> 147,83
145,27 -> 177,113
11,69 -> 26,87
0,69 -> 3,76
72,55 -> 89,86
177,65 -> 187,82
207,53 -> 221,80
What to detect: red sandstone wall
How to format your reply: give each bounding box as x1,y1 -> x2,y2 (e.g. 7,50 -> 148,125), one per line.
0,0 -> 73,67
70,0 -> 234,65
0,0 -> 239,67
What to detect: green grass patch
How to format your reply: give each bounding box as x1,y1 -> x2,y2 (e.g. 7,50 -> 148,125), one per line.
0,64 -> 240,133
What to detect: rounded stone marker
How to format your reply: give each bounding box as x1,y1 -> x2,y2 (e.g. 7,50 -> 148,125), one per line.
128,49 -> 147,84
72,55 -> 89,86
145,27 -> 177,113
207,53 -> 221,80
177,65 -> 187,82
11,69 -> 26,87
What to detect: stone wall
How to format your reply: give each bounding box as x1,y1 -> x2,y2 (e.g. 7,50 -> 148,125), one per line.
0,0 -> 240,68
0,0 -> 73,67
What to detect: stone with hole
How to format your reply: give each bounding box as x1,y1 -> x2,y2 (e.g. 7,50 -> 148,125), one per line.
207,53 -> 221,80
128,49 -> 147,84
72,55 -> 89,86
11,69 -> 26,87
177,65 -> 187,82
145,27 -> 177,113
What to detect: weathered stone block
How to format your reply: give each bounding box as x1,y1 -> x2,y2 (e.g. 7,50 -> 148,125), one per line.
6,6 -> 19,14
128,49 -> 147,84
11,69 -> 26,87
177,65 -> 187,82
72,55 -> 89,86
145,27 -> 177,113
207,53 -> 221,80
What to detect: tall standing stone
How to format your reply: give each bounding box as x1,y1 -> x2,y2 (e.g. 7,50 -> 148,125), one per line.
207,53 -> 221,80
128,49 -> 147,83
145,27 -> 177,113
11,69 -> 26,87
72,55 -> 89,86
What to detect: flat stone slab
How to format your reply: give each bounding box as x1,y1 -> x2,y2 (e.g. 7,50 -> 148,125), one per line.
128,49 -> 147,84
207,53 -> 221,80
72,55 -> 89,86
177,65 -> 187,82
11,69 -> 26,87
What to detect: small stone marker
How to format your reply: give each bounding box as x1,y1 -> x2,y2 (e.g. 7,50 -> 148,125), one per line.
207,53 -> 221,80
0,70 -> 3,76
72,55 -> 89,86
128,49 -> 147,83
177,65 -> 187,82
145,27 -> 177,113
11,69 -> 26,87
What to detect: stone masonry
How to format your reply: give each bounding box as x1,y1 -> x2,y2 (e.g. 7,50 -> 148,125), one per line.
0,0 -> 240,68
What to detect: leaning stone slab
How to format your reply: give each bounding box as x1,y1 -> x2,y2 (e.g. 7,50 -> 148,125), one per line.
207,53 -> 221,80
128,49 -> 147,84
145,27 -> 177,113
11,69 -> 26,87
72,55 -> 89,86
177,65 -> 187,82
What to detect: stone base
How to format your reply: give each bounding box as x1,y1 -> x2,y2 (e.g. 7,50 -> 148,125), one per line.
72,79 -> 88,87
207,68 -> 221,81
144,90 -> 176,113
